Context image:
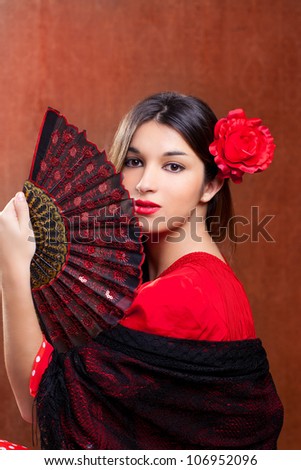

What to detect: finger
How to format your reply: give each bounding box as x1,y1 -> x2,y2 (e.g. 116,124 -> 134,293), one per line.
13,192 -> 31,231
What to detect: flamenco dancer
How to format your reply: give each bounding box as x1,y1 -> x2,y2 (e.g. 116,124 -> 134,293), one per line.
0,92 -> 283,449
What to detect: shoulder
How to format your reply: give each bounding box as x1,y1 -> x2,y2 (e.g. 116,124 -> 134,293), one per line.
137,251 -> 241,301
157,251 -> 239,290
122,252 -> 233,339
122,251 -> 255,341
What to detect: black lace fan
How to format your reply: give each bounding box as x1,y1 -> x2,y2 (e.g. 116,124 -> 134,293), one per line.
23,108 -> 144,352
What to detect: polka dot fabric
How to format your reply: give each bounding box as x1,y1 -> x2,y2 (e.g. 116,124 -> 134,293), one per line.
0,336 -> 53,450
0,439 -> 27,450
30,336 -> 54,397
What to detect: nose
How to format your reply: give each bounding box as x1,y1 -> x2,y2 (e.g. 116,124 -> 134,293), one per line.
135,166 -> 158,195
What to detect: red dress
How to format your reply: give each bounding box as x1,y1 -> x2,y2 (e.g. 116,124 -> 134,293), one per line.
121,252 -> 256,341
30,252 -> 256,396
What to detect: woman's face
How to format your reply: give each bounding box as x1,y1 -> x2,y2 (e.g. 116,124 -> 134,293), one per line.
122,120 -> 210,236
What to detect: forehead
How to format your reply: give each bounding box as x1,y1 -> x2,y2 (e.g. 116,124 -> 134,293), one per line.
130,121 -> 194,154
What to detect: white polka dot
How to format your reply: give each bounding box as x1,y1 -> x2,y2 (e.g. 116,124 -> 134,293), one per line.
9,445 -> 15,449
35,355 -> 41,363
32,370 -> 36,376
42,342 -> 46,348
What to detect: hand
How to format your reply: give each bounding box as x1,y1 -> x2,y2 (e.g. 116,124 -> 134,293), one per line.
0,192 -> 36,275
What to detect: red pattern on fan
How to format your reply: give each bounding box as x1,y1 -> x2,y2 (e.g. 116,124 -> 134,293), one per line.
24,108 -> 144,352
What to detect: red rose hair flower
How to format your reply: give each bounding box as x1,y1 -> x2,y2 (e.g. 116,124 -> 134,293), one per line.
209,109 -> 276,183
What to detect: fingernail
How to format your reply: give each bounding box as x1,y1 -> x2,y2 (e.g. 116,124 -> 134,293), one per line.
16,192 -> 25,201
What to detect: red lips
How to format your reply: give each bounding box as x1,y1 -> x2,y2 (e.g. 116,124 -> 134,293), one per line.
135,199 -> 160,208
135,199 -> 161,215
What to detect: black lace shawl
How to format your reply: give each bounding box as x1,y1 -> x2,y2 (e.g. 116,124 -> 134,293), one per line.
36,325 -> 283,450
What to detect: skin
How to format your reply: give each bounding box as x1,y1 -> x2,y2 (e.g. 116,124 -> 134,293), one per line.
122,120 -> 224,280
0,120 -> 224,423
0,193 -> 41,422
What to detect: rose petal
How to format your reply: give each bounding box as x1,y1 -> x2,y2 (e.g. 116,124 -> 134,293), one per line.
209,108 -> 275,183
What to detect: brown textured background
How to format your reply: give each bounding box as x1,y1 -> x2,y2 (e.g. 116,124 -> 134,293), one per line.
0,0 -> 300,450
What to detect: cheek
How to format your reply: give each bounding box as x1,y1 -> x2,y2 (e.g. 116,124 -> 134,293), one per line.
178,172 -> 203,199
173,184 -> 202,210
121,172 -> 135,193
164,190 -> 200,219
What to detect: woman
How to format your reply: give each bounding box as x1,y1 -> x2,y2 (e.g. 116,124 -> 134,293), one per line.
0,92 -> 283,449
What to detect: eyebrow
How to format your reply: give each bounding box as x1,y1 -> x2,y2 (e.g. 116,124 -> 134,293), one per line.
127,146 -> 189,157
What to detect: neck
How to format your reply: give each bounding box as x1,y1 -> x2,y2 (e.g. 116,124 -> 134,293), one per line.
144,212 -> 224,280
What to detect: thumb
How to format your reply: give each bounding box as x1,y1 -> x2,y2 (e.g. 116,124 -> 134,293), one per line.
13,191 -> 31,231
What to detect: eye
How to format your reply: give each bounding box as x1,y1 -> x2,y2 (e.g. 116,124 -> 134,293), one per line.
124,158 -> 143,168
163,163 -> 185,173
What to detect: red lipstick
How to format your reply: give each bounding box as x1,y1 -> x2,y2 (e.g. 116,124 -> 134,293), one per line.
135,199 -> 161,215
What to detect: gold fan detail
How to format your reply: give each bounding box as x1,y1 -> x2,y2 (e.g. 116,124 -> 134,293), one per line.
24,180 -> 69,290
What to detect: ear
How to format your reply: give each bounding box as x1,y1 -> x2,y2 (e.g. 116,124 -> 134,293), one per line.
199,176 -> 224,203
